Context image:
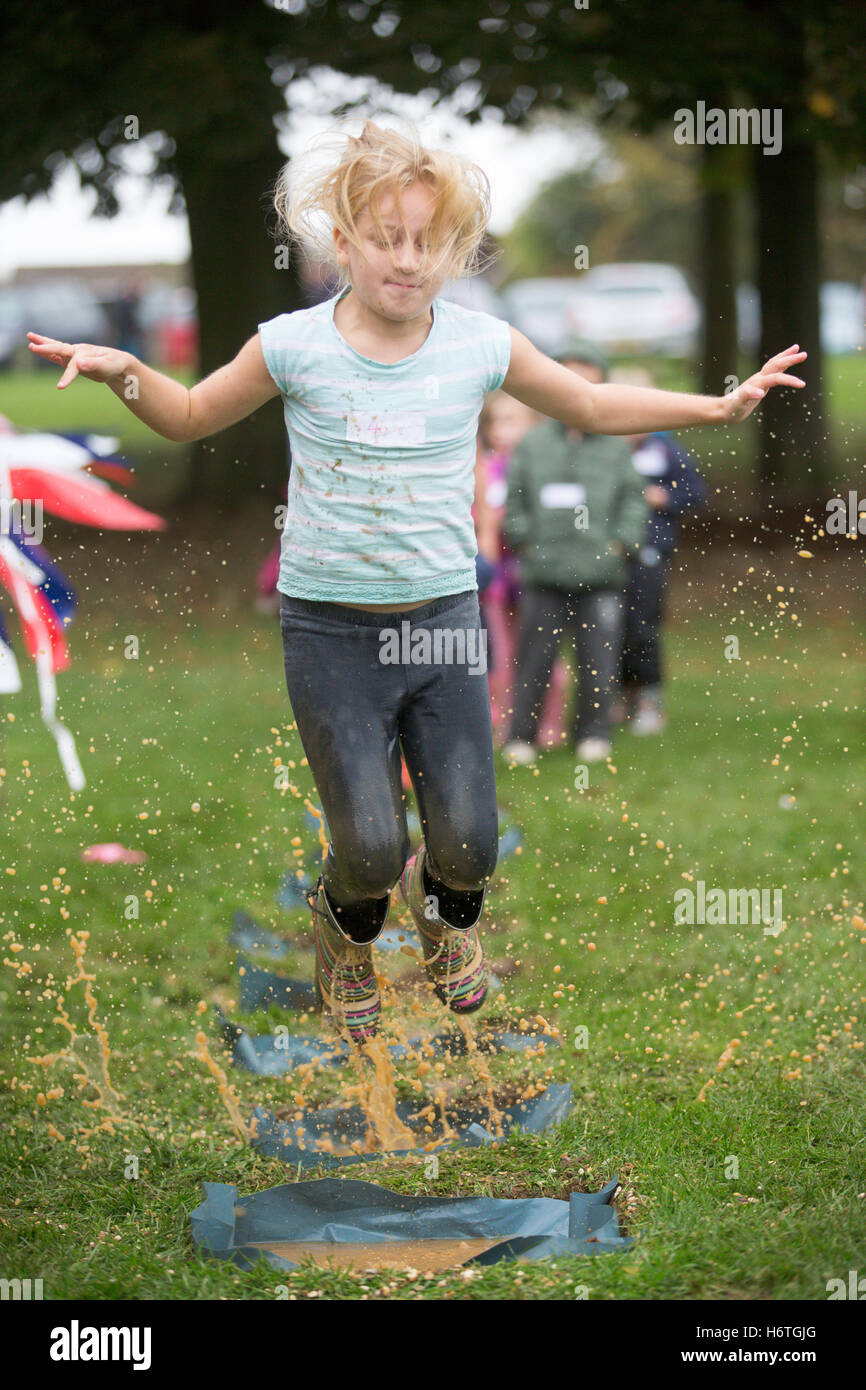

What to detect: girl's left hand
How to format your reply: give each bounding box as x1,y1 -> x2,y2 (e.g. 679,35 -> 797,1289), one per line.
724,345 -> 807,422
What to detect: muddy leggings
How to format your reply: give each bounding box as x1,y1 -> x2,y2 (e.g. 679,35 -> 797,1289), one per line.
278,588 -> 499,935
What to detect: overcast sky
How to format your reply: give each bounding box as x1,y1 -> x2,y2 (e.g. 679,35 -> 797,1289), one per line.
0,80 -> 600,281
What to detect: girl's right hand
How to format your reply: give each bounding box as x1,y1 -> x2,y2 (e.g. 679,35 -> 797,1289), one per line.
26,333 -> 133,390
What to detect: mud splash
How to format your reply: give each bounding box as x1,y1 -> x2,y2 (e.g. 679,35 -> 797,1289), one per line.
4,928 -> 123,1142
304,800 -> 329,863
194,1009 -> 249,1140
456,1016 -> 505,1138
346,1034 -> 416,1151
697,1037 -> 742,1102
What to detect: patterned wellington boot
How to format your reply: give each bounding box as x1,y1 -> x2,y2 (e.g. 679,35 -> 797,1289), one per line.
306,877 -> 387,1043
400,845 -> 488,1014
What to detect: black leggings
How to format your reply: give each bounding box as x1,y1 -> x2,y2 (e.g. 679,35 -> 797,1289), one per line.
621,553 -> 669,688
279,588 -> 498,919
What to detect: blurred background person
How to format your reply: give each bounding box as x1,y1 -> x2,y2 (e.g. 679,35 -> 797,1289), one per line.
609,366 -> 709,735
472,437 -> 499,670
477,390 -> 538,736
503,341 -> 647,765
112,273 -> 147,361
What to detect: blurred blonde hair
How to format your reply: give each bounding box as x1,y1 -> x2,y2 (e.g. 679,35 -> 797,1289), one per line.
273,119 -> 494,289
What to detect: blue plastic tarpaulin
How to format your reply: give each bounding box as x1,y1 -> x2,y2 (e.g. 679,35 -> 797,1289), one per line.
190,1174 -> 631,1271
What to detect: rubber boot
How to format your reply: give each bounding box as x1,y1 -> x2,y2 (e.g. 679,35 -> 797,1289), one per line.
307,877 -> 387,1042
399,845 -> 488,1014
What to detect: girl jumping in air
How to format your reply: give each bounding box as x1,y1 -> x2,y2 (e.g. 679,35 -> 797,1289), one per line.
27,121 -> 807,1044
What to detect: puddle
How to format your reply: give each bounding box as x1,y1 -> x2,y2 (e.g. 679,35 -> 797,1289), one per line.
250,1236 -> 497,1272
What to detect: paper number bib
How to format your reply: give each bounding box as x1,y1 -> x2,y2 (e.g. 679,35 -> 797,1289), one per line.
346,411 -> 427,447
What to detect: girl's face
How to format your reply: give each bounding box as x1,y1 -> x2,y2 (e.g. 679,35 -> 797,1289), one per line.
485,397 -> 537,454
333,180 -> 450,321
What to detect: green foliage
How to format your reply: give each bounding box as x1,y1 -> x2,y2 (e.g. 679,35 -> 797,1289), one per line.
502,127 -> 706,283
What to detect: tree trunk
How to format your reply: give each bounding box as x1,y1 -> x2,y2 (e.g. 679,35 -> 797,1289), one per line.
173,143 -> 305,507
753,121 -> 826,517
698,142 -> 739,396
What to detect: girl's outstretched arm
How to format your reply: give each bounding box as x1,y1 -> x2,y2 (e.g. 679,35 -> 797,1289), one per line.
502,327 -> 807,434
25,331 -> 280,443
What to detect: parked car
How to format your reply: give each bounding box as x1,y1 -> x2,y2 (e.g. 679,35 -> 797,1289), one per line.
500,277 -> 589,356
737,281 -> 864,356
0,278 -> 112,369
565,262 -> 702,357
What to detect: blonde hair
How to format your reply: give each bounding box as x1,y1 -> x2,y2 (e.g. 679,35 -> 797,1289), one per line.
273,119 -> 494,288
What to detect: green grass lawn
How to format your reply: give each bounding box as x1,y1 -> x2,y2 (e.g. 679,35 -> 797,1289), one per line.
0,539 -> 864,1301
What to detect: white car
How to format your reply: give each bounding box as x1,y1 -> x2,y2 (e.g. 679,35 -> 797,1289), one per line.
566,262 -> 702,357
500,277 -> 590,356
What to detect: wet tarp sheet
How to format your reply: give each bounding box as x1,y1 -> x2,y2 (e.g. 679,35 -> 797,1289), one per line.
276,873 -> 314,910
249,1082 -> 574,1169
190,1174 -> 631,1271
230,910 -> 295,958
236,954 -> 318,1012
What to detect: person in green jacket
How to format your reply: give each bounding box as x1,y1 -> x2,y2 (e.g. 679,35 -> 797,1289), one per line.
503,340 -> 648,765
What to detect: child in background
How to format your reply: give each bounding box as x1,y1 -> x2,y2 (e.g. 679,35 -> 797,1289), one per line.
609,366 -> 708,734
476,391 -> 537,734
27,120 -> 806,1042
503,340 -> 648,765
254,480 -> 289,617
479,388 -> 574,751
472,440 -> 498,669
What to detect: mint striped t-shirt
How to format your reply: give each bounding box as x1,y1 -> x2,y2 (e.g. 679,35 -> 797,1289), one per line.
258,287 -> 512,603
